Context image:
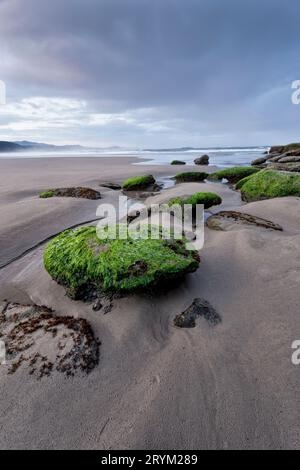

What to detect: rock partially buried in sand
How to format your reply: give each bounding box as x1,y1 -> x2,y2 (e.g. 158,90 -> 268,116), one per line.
209,167 -> 260,185
44,225 -> 200,300
0,302 -> 100,378
39,187 -> 101,200
167,192 -> 222,210
206,211 -> 283,232
174,172 -> 208,183
236,169 -> 300,202
174,298 -> 221,328
171,160 -> 186,165
194,155 -> 209,165
122,175 -> 158,191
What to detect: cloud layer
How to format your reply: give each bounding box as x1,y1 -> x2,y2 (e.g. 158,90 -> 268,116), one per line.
0,0 -> 299,146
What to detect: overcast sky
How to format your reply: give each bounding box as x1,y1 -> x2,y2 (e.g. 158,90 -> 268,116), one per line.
0,0 -> 299,147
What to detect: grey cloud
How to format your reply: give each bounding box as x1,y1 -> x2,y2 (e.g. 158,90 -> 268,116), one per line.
0,0 -> 300,145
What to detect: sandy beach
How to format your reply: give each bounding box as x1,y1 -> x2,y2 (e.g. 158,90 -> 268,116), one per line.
1,156 -> 300,450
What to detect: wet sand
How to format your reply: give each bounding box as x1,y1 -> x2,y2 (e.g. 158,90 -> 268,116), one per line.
0,156 -> 300,449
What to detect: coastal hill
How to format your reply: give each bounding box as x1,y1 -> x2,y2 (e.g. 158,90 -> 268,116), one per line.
0,140 -> 84,153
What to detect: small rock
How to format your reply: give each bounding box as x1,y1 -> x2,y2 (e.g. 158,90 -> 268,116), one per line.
92,299 -> 103,311
99,182 -> 121,190
194,154 -> 209,165
174,298 -> 221,328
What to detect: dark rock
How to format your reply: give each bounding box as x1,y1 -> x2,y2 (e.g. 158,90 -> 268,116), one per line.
285,149 -> 300,157
54,187 -> 101,199
269,144 -> 300,155
99,182 -> 121,190
92,299 -> 103,311
206,211 -> 283,232
269,146 -> 282,154
174,298 -> 221,328
194,154 -> 209,165
171,160 -> 186,165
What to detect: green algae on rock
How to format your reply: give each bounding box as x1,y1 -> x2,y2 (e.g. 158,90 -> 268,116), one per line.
122,175 -> 156,191
174,172 -> 208,183
40,190 -> 55,198
44,226 -> 200,299
237,169 -> 300,202
171,160 -> 186,165
167,192 -> 222,210
209,166 -> 260,184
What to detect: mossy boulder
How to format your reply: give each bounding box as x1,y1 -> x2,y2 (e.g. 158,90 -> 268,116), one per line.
171,160 -> 186,165
44,226 -> 200,299
209,167 -> 260,184
122,175 -> 156,191
237,170 -> 300,202
39,187 -> 101,200
167,192 -> 222,210
235,174 -> 256,190
174,172 -> 208,183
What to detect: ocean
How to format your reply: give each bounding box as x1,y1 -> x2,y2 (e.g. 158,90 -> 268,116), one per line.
0,146 -> 268,168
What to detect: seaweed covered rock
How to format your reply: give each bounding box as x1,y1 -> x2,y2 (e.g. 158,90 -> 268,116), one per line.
0,302 -> 100,378
44,226 -> 200,299
39,187 -> 101,200
237,170 -> 300,202
209,167 -> 260,185
122,175 -> 157,191
194,155 -> 209,165
171,160 -> 186,165
167,192 -> 222,210
174,172 -> 208,183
